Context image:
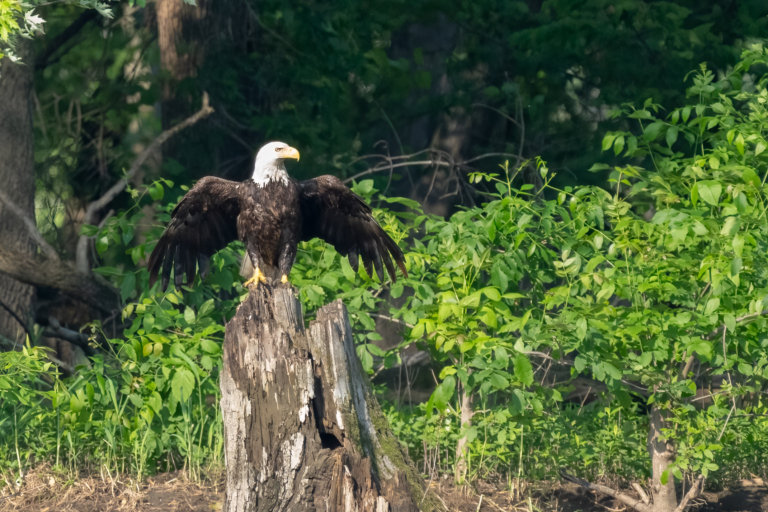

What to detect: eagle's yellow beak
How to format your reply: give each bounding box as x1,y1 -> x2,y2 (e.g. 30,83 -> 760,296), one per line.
283,146 -> 300,161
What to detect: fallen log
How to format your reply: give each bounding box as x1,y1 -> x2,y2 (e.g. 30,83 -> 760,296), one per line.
220,283 -> 441,512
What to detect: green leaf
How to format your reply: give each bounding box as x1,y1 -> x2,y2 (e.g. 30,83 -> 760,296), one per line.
682,105 -> 692,123
735,193 -> 752,215
200,339 -> 220,354
602,362 -> 622,380
340,255 -> 357,281
172,368 -> 196,402
696,180 -> 722,206
613,135 -> 625,155
732,234 -> 744,257
738,362 -> 753,376
489,373 -> 509,390
79,224 -> 100,237
433,376 -> 455,410
149,183 -> 164,201
643,121 -> 665,141
731,257 -> 742,277
514,354 -> 534,386
666,126 -> 678,147
704,297 -> 720,316
129,393 -> 144,408
491,263 -> 509,293
481,287 -> 501,301
148,392 -> 162,414
120,272 -> 136,302
743,168 -> 761,188
588,163 -> 610,173
602,134 -> 616,152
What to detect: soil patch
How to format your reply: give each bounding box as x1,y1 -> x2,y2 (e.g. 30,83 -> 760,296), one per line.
3,468 -> 768,511
0,467 -> 223,512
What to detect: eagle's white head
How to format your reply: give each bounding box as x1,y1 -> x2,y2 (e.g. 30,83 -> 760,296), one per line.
252,141 -> 300,186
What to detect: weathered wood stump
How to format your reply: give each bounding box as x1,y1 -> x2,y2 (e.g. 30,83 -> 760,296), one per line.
220,283 -> 440,512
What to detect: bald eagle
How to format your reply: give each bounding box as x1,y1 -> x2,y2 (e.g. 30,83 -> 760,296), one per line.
147,141 -> 407,291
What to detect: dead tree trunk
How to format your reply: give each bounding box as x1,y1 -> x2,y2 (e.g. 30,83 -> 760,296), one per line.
220,284 -> 441,512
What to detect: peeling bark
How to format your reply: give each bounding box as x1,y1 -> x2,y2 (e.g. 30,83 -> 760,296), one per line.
221,284 -> 441,512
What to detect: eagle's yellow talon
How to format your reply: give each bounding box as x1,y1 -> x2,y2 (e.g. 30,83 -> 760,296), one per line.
244,268 -> 266,288
281,274 -> 289,284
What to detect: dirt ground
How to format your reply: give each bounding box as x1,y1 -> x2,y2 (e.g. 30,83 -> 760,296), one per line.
1,468 -> 767,511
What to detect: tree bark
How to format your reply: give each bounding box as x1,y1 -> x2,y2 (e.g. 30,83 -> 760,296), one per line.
220,284 -> 441,512
156,0 -> 209,128
647,406 -> 677,512
0,243 -> 118,313
454,373 -> 473,484
0,39 -> 37,344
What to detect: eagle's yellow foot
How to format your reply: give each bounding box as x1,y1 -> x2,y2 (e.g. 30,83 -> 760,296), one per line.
281,274 -> 289,284
243,268 -> 268,288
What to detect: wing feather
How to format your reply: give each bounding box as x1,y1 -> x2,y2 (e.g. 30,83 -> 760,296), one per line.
297,175 -> 407,283
148,176 -> 241,291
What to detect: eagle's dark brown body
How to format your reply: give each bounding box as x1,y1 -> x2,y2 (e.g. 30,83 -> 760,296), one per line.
236,179 -> 302,279
148,174 -> 406,291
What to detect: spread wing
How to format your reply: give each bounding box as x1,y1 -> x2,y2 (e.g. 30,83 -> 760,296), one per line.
297,175 -> 407,282
148,176 -> 241,291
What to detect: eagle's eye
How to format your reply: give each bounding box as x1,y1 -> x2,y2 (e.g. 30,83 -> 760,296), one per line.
275,147 -> 282,152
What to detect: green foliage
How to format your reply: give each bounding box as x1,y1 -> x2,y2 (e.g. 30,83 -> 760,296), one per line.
11,40 -> 768,493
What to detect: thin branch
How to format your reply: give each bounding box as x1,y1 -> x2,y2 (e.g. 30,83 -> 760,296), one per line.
0,188 -> 60,261
35,9 -> 99,70
44,316 -> 96,357
559,470 -> 653,512
76,93 -> 214,272
705,309 -> 768,340
471,103 -> 522,129
342,159 -> 454,184
369,313 -> 414,328
245,2 -> 310,58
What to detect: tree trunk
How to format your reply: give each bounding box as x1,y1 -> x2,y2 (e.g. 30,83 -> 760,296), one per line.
156,0 -> 209,128
220,284 -> 441,512
454,374 -> 473,484
0,39 -> 37,344
647,406 -> 677,512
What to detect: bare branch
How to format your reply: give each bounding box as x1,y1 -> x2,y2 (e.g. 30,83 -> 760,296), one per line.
343,159 -> 454,184
76,93 -> 215,272
559,470 -> 653,512
369,312 -> 414,328
705,309 -> 768,340
0,243 -> 117,313
0,188 -> 60,261
44,316 -> 96,357
675,475 -> 705,512
630,483 -> 650,505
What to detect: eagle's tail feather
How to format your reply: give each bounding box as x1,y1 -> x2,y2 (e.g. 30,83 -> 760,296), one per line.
240,253 -> 253,278
377,237 -> 397,283
161,243 -> 176,292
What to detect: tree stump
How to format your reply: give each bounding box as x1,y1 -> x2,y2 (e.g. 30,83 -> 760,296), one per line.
220,283 -> 441,512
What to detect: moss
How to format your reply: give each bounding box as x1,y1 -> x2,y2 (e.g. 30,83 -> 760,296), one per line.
366,389 -> 442,512
343,409 -> 365,453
